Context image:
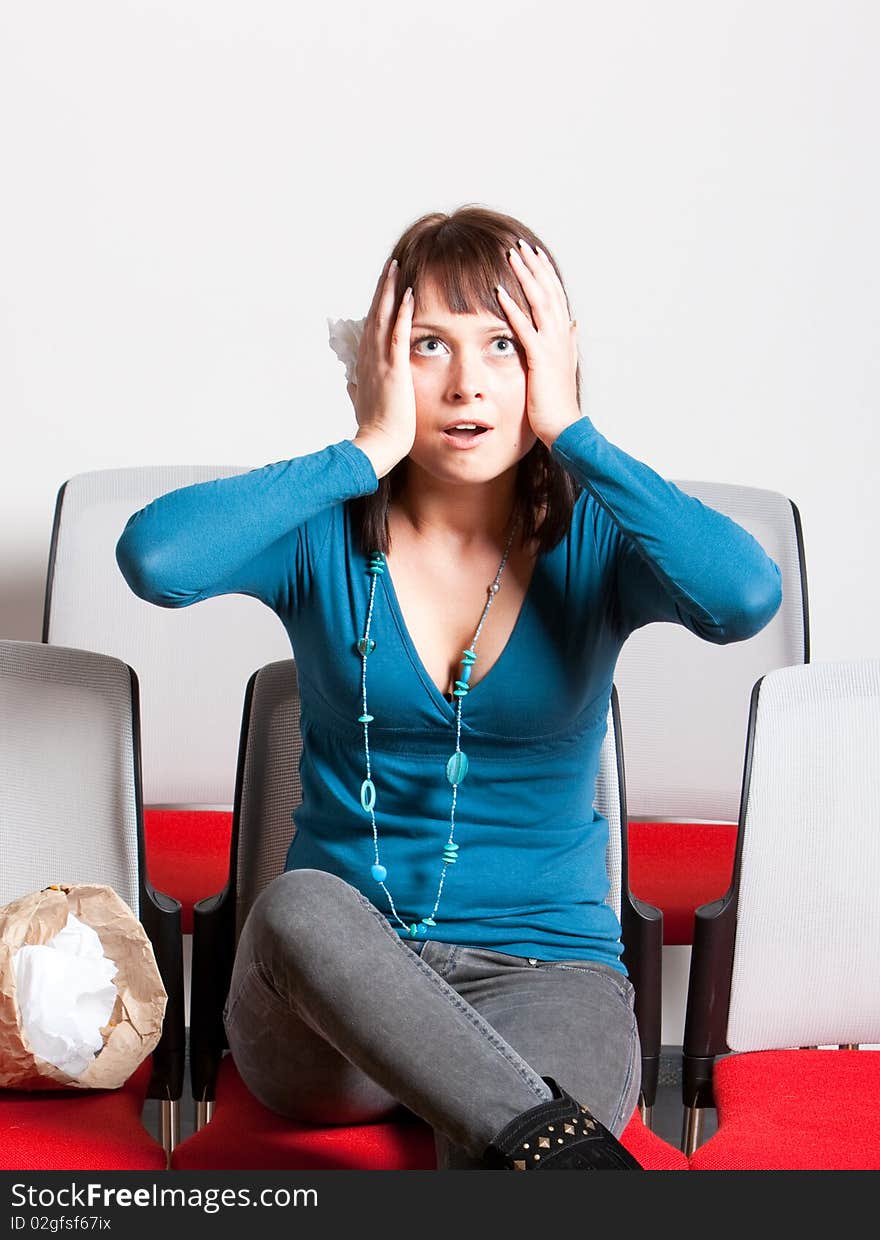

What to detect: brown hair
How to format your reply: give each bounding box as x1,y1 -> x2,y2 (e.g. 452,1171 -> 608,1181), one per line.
350,204 -> 583,556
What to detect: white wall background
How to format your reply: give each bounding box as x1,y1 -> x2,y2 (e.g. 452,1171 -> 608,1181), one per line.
2,0 -> 878,657
2,1 -> 878,1040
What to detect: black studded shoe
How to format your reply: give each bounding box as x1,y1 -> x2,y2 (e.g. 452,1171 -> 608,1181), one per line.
481,1077 -> 643,1170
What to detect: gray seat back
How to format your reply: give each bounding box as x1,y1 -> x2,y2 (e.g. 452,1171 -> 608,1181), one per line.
726,660 -> 880,1050
0,640 -> 141,917
613,481 -> 807,823
44,467 -> 292,806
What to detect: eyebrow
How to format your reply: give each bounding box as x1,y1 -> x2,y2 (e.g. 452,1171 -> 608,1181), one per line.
411,322 -> 510,335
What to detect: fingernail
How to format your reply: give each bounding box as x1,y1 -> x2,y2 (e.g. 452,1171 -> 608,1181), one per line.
404,286 -> 413,301
390,258 -> 398,270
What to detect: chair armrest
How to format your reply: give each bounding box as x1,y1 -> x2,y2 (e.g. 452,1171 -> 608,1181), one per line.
681,893 -> 737,1109
621,893 -> 663,1109
189,886 -> 236,1103
139,881 -> 185,1101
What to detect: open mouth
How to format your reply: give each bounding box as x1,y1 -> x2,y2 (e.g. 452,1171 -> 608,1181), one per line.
442,423 -> 491,440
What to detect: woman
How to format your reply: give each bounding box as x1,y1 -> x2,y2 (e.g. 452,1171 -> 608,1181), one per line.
116,205 -> 782,1170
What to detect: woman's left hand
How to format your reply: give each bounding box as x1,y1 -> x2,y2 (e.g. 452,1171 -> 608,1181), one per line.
497,241 -> 583,449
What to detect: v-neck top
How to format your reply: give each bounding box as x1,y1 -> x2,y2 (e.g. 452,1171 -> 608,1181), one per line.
116,416 -> 783,972
380,528 -> 536,713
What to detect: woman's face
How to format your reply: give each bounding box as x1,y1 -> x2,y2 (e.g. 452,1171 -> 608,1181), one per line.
405,274 -> 537,485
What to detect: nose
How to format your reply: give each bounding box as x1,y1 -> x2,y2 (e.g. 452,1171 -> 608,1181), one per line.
447,349 -> 486,402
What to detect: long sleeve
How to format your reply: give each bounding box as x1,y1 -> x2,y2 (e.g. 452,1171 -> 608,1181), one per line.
550,416 -> 783,644
115,438 -> 378,610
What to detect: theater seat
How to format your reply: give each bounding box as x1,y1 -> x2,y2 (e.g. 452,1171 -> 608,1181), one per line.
615,481 -> 808,946
43,465 -> 291,933
184,660 -> 667,1168
0,641 -> 184,1165
682,661 -> 880,1165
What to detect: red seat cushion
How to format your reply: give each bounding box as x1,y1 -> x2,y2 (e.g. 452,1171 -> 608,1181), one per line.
171,1058 -> 436,1170
144,809 -> 233,934
689,1049 -> 880,1170
171,1058 -> 687,1170
619,1109 -> 689,1169
0,1058 -> 166,1170
628,821 -> 737,945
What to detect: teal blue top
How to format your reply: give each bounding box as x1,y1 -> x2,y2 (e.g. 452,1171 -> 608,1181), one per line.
116,417 -> 782,973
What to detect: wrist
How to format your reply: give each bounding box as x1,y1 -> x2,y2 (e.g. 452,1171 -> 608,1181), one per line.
352,430 -> 407,480
540,409 -> 585,451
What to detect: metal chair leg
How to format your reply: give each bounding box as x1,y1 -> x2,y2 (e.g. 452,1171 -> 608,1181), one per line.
195,1098 -> 215,1131
638,1097 -> 654,1131
160,1098 -> 180,1158
681,1104 -> 703,1157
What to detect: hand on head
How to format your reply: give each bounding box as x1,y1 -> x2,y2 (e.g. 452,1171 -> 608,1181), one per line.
497,241 -> 581,448
349,257 -> 417,477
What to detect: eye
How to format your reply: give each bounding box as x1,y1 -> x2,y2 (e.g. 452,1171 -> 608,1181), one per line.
411,335 -> 448,356
410,334 -> 519,357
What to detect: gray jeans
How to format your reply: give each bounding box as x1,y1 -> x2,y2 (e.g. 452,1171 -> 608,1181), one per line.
223,868 -> 641,1169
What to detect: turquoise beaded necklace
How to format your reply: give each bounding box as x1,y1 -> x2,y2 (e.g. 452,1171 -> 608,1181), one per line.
356,517 -> 519,939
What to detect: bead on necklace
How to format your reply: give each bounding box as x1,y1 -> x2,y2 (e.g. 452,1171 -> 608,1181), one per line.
356,517 -> 518,938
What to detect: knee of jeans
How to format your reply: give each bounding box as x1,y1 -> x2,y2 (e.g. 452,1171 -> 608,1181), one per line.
244,869 -> 364,957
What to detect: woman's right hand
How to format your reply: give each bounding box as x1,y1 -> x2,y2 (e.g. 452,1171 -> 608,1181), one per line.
349,257 -> 417,478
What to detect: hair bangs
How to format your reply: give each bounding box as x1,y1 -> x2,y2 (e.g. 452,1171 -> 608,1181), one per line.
397,214 -> 533,323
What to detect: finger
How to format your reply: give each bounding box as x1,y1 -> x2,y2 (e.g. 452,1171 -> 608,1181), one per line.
533,244 -> 568,296
509,243 -> 569,327
506,246 -> 556,332
519,242 -> 571,311
390,285 -> 414,365
374,259 -> 402,341
366,256 -> 397,327
496,284 -> 537,353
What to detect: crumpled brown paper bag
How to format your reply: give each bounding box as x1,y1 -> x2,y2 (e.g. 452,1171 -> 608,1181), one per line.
0,883 -> 167,1090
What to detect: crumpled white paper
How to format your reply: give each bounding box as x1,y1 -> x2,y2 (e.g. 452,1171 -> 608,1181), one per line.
12,913 -> 119,1078
327,316 -> 366,386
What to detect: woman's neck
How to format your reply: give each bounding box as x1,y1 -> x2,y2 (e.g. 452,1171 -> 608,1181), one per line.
393,464 -> 518,550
